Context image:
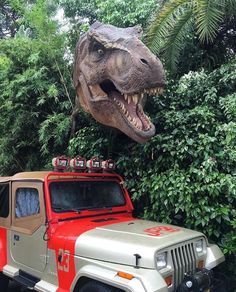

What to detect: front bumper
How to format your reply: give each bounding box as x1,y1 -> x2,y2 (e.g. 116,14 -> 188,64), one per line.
176,268 -> 230,292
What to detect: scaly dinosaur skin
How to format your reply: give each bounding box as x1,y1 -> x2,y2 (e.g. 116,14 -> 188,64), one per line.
73,21 -> 165,143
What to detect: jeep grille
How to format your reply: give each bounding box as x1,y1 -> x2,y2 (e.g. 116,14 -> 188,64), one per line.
171,242 -> 197,290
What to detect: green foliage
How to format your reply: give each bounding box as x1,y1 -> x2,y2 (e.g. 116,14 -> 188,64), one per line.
95,0 -> 158,28
62,0 -> 157,27
39,113 -> 71,156
194,0 -> 224,43
60,0 -> 98,24
114,60 -> 236,276
68,111 -> 117,159
24,0 -> 58,40
146,0 -> 236,72
61,0 -> 158,51
0,0 -> 25,38
0,0 -> 73,174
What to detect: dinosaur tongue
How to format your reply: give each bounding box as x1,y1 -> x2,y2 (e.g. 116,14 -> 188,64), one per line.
111,91 -> 151,131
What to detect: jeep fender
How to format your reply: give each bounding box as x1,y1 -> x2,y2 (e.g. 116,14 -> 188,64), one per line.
205,244 -> 225,270
71,257 -> 168,292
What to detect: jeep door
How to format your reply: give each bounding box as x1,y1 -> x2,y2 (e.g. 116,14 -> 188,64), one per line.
10,181 -> 47,273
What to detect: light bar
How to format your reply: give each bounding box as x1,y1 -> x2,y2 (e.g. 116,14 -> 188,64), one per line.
52,156 -> 69,171
70,156 -> 87,171
87,157 -> 102,172
102,159 -> 115,172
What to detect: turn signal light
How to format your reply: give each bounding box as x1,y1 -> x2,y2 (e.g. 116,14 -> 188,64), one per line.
165,275 -> 172,287
198,260 -> 204,269
117,271 -> 134,280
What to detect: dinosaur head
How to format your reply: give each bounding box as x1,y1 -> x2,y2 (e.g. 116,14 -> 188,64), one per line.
73,22 -> 165,143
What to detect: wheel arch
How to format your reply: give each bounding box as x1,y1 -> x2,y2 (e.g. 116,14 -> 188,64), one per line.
73,276 -> 125,292
70,264 -> 136,292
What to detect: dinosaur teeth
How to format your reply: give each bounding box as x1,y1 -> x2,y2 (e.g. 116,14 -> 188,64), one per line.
132,94 -> 139,105
128,115 -> 132,122
113,96 -> 152,131
142,86 -> 164,96
122,86 -> 163,99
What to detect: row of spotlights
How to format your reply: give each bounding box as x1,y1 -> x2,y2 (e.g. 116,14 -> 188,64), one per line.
52,156 -> 115,172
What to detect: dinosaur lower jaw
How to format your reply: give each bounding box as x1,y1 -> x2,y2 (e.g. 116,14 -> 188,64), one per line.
111,90 -> 153,132
98,81 -> 163,134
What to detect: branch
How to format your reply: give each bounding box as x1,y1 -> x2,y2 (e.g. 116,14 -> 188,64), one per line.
54,59 -> 74,110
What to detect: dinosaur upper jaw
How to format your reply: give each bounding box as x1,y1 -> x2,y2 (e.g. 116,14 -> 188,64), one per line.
79,76 -> 164,143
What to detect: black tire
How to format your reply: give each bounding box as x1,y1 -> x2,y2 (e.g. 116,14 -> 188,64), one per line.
0,272 -> 9,291
80,280 -> 121,292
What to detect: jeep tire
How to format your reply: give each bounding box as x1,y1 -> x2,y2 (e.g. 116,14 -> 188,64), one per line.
80,280 -> 121,292
0,272 -> 9,291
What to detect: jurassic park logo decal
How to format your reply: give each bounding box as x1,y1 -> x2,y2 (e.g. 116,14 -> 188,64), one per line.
144,226 -> 181,236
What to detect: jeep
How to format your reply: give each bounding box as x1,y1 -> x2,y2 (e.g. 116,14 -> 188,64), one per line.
0,156 -> 226,292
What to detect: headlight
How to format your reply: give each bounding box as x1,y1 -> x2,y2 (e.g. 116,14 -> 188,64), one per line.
156,252 -> 167,270
196,239 -> 204,253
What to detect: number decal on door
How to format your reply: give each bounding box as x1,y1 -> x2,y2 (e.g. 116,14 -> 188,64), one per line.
58,249 -> 70,272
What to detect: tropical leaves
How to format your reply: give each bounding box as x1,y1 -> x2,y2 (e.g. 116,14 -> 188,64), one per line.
147,0 -> 191,52
163,8 -> 193,72
146,0 -> 235,71
194,0 -> 224,43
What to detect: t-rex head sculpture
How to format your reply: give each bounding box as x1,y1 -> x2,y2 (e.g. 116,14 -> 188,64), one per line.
73,21 -> 165,143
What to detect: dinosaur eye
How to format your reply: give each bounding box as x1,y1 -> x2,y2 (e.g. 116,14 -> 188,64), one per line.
91,41 -> 105,61
97,48 -> 104,56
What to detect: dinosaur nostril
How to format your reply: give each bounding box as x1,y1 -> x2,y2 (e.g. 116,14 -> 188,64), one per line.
140,58 -> 148,65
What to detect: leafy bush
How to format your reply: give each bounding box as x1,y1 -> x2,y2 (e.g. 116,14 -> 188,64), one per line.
0,2 -> 73,174
115,60 -> 236,276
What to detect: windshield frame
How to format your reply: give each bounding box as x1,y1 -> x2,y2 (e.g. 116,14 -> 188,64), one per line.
44,172 -> 133,221
49,178 -> 126,213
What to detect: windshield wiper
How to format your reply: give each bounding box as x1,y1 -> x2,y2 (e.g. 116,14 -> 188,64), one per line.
52,206 -> 81,213
76,206 -> 113,211
53,205 -> 113,213
86,206 -> 113,211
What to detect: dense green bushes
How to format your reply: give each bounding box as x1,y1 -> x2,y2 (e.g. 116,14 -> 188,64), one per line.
115,61 -> 236,276
0,9 -> 73,174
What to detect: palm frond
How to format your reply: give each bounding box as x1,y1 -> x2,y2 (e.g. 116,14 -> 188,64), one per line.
213,0 -> 236,12
146,0 -> 192,54
194,0 -> 224,43
163,8 -> 193,72
224,0 -> 236,16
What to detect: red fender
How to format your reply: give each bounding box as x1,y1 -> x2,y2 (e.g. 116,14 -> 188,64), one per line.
0,227 -> 7,271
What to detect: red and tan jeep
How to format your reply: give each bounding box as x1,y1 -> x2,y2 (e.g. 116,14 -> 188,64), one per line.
0,156 -> 226,292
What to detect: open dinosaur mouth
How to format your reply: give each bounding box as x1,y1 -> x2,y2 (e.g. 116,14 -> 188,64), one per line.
99,80 -> 164,132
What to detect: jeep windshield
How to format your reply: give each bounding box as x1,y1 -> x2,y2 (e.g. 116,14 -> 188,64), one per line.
49,180 -> 126,213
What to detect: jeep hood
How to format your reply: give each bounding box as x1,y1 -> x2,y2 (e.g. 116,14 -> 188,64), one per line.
74,220 -> 204,269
